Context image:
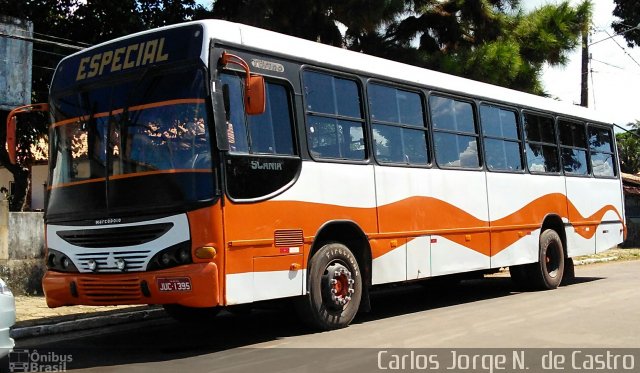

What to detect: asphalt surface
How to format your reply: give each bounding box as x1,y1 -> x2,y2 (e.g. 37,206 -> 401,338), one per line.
4,260 -> 640,372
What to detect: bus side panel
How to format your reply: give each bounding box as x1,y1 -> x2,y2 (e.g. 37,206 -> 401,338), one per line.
488,173 -> 567,268
565,177 -> 597,256
429,170 -> 490,276
370,238 -> 407,285
566,177 -> 625,255
224,162 -> 377,305
374,167 -> 490,279
369,235 -> 432,284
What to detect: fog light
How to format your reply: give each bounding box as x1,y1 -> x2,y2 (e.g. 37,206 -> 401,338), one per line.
62,256 -> 71,269
195,246 -> 216,259
161,253 -> 171,266
48,253 -> 57,268
115,258 -> 126,271
178,248 -> 191,263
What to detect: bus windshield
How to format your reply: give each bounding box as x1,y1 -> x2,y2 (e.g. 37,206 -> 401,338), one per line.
47,67 -> 215,219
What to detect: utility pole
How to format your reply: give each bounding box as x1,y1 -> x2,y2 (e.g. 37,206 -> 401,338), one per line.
580,30 -> 589,107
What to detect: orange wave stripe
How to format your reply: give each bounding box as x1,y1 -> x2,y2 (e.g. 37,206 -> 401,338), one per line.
224,193 -> 623,272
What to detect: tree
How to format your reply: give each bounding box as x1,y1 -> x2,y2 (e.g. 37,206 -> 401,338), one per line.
617,121 -> 640,174
388,0 -> 592,94
206,0 -> 591,95
612,0 -> 640,48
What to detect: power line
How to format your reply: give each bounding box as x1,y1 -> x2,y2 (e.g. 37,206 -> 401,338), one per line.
8,26 -> 91,47
614,123 -> 640,139
590,58 -> 623,70
33,48 -> 69,58
32,31 -> 91,47
590,23 -> 640,47
33,65 -> 56,71
603,29 -> 640,70
0,31 -> 85,50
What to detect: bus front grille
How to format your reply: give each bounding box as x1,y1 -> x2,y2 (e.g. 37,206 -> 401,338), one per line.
57,223 -> 173,248
77,278 -> 143,304
74,250 -> 152,273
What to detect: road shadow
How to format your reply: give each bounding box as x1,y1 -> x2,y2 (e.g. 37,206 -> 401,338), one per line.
12,275 -> 604,371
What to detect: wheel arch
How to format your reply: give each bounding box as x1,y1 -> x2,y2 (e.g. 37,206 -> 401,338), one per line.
541,214 -> 567,257
308,220 -> 372,304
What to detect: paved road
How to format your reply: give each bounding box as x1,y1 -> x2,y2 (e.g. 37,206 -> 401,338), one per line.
8,261 -> 640,372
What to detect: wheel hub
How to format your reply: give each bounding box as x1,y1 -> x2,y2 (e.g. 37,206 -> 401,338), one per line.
323,262 -> 355,309
546,244 -> 560,278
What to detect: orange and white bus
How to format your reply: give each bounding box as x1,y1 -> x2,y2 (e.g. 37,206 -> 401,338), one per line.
37,20 -> 624,330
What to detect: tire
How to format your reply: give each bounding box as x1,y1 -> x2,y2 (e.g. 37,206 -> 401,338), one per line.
509,264 -> 530,289
163,304 -> 220,323
561,257 -> 575,285
295,242 -> 363,330
529,229 -> 565,290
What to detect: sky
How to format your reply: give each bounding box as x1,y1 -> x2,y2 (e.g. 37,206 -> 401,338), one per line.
522,0 -> 640,127
196,0 -> 639,127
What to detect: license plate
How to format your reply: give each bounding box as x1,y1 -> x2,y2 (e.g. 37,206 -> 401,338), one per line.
157,277 -> 192,292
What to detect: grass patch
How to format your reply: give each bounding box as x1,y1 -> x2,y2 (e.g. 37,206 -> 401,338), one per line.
574,248 -> 640,263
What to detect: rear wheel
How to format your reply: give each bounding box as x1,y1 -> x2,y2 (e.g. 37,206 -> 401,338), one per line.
295,242 -> 362,330
561,257 -> 575,285
509,264 -> 529,289
529,229 -> 565,290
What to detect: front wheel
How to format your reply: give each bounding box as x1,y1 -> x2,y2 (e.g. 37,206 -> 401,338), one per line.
530,229 -> 565,290
295,242 -> 362,330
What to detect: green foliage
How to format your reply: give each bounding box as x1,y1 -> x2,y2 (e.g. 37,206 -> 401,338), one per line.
0,0 -> 593,101
617,121 -> 640,174
612,0 -> 640,48
203,0 -> 591,95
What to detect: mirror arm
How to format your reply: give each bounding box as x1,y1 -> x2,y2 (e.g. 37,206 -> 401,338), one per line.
220,52 -> 251,82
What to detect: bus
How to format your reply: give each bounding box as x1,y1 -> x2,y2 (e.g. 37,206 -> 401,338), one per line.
28,20 -> 624,330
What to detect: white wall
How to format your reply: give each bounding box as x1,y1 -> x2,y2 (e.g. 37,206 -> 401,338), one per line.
0,164 -> 48,211
31,165 -> 47,211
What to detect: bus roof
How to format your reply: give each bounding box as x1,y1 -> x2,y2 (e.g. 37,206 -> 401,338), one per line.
198,19 -> 611,125
62,19 -> 613,125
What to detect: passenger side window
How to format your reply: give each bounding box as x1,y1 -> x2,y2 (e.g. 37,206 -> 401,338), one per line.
523,113 -> 559,173
368,83 -> 428,165
589,126 -> 616,177
480,104 -> 522,171
429,95 -> 480,168
558,120 -> 588,175
221,73 -> 295,155
303,70 -> 365,160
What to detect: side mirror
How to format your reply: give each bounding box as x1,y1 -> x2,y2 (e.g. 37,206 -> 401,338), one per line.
6,103 -> 49,164
245,75 -> 266,115
220,52 -> 266,116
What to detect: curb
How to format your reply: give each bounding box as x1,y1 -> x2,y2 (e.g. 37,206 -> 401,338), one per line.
573,256 -> 619,266
10,308 -> 167,340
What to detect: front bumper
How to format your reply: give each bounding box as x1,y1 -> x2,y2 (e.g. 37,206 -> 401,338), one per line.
0,294 -> 16,358
43,262 -> 219,308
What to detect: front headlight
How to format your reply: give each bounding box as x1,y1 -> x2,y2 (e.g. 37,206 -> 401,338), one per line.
0,278 -> 13,296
